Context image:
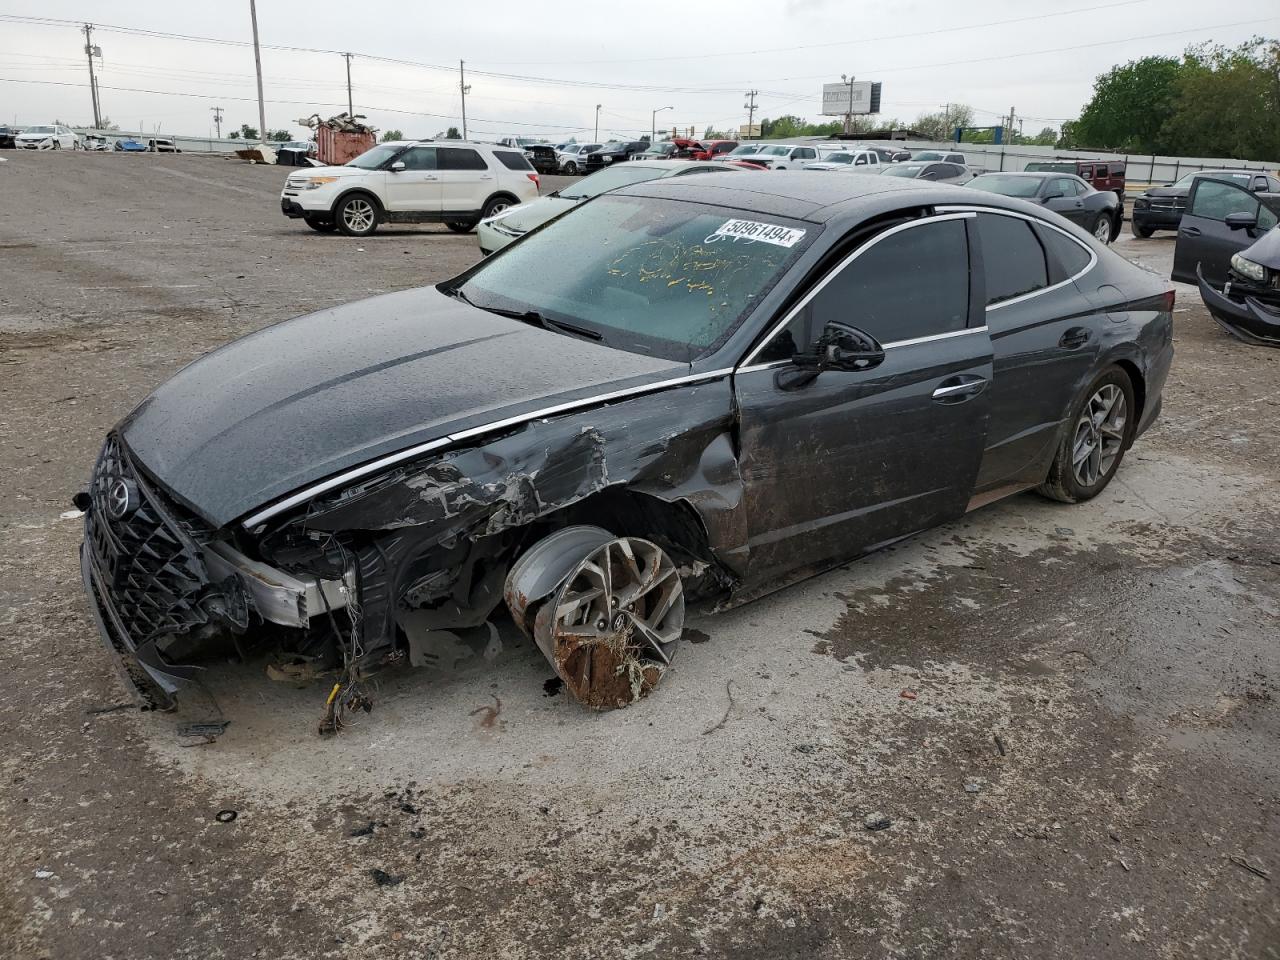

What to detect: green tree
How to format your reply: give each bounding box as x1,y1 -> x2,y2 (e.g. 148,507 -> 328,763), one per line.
266,129 -> 291,142
381,129 -> 404,141
1073,56 -> 1183,152
912,105 -> 974,141
1165,39 -> 1280,160
445,126 -> 461,139
1055,120 -> 1078,150
237,123 -> 259,140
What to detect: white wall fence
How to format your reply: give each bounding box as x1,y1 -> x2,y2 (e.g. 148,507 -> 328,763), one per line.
73,127 -> 247,153
860,139 -> 1278,185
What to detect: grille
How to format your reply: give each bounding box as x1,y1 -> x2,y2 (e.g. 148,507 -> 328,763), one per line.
85,435 -> 213,645
1148,197 -> 1186,210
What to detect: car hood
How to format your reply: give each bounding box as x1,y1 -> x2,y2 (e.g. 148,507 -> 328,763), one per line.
16,132 -> 54,140
120,286 -> 684,527
1240,224 -> 1280,269
489,195 -> 578,233
292,164 -> 366,178
1143,185 -> 1189,199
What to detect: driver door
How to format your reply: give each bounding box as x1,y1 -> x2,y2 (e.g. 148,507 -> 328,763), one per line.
734,214 -> 992,589
1173,177 -> 1280,284
383,146 -> 441,214
1041,177 -> 1087,225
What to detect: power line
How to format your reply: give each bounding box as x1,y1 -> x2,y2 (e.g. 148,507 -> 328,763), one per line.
474,0 -> 1155,66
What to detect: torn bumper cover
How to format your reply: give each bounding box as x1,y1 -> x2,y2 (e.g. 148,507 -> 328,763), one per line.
1197,264 -> 1280,347
80,434 -> 352,706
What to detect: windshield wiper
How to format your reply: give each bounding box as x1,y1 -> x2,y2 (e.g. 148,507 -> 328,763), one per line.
462,299 -> 603,342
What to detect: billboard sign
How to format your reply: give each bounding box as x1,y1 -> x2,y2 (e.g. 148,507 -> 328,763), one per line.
820,81 -> 881,117
739,122 -> 761,138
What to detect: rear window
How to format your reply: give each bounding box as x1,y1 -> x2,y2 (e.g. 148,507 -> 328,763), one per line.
1035,224 -> 1092,280
975,213 -> 1048,305
439,148 -> 488,171
493,150 -> 534,171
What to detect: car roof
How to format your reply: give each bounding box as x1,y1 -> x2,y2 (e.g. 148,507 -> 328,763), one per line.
623,159 -> 725,169
980,171 -> 1056,178
614,169 -> 998,222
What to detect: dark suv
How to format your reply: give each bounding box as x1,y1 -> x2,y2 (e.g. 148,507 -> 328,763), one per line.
1025,159 -> 1127,202
1131,170 -> 1280,238
584,140 -> 650,172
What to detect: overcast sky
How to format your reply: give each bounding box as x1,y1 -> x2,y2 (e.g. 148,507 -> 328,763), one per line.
3,0 -> 1277,140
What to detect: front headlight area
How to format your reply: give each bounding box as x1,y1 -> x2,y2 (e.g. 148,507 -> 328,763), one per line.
1231,253 -> 1269,284
297,176 -> 339,191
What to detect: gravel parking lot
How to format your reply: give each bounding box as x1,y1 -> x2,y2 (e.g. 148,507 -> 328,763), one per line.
2,152 -> 1278,960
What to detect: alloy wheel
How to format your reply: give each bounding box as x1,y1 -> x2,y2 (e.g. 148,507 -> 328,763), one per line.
342,199 -> 375,233
1071,384 -> 1126,487
1093,216 -> 1112,243
485,200 -> 511,218
508,532 -> 685,710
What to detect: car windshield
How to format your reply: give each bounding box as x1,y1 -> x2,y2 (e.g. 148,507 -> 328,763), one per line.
970,175 -> 1043,197
452,195 -> 814,361
1025,162 -> 1075,174
347,144 -> 402,169
643,142 -> 675,154
561,165 -> 672,199
758,145 -> 790,156
25,126 -> 55,134
727,145 -> 762,155
823,153 -> 854,164
912,151 -> 943,161
883,163 -> 927,178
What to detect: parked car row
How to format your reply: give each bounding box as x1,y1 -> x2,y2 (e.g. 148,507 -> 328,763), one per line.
0,126 -> 184,152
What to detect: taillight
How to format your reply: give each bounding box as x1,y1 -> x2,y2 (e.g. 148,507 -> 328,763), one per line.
527,173 -> 540,187
1161,288 -> 1176,313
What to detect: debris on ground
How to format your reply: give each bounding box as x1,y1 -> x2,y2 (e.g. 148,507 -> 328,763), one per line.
178,721 -> 229,740
900,689 -> 918,700
1229,855 -> 1271,881
369,868 -> 405,888
214,810 -> 238,823
864,812 -> 892,831
964,782 -> 981,794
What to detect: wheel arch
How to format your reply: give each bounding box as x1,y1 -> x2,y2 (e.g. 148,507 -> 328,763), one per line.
330,187 -> 385,216
482,190 -> 522,213
1111,357 -> 1146,431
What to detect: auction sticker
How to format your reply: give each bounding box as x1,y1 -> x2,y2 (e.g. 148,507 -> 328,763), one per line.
707,219 -> 806,248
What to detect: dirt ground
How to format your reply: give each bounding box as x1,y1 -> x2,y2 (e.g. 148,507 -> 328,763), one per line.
1,152 -> 1278,960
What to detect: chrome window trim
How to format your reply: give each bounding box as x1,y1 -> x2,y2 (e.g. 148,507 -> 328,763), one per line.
241,368 -> 735,529
933,204 -> 1098,312
734,326 -> 989,377
738,211 -> 977,369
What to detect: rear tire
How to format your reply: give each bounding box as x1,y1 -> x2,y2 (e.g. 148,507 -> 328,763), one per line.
334,193 -> 379,237
1090,212 -> 1113,244
1037,366 -> 1136,504
1130,220 -> 1154,238
445,220 -> 476,233
480,195 -> 516,221
565,160 -> 578,175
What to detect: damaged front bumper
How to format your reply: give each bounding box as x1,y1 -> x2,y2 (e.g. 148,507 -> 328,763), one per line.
1197,264 -> 1280,347
79,434 -> 353,706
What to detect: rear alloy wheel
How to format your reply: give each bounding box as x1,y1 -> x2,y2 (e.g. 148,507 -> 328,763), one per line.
505,526 -> 685,711
304,217 -> 336,233
335,194 -> 379,237
445,220 -> 476,233
1130,220 -> 1154,239
565,160 -> 578,175
1091,212 -> 1113,244
481,196 -> 514,221
1037,367 -> 1136,503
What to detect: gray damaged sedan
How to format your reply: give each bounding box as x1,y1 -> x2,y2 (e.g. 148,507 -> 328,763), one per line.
78,174 -> 1174,727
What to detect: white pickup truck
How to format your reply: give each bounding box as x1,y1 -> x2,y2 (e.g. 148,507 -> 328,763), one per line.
802,148 -> 884,172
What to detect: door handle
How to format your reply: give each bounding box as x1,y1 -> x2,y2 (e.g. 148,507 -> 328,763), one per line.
1059,326 -> 1091,349
1181,226 -> 1201,237
421,174 -> 439,180
932,377 -> 987,402
1074,201 -> 1083,207
479,174 -> 494,180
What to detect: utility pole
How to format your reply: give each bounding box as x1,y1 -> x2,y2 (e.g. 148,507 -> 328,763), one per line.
1006,106 -> 1017,144
594,103 -> 601,142
343,53 -> 354,115
459,60 -> 471,140
840,73 -> 856,136
743,89 -> 758,140
941,102 -> 951,142
82,24 -> 102,128
651,105 -> 672,142
211,106 -> 224,139
247,0 -> 267,142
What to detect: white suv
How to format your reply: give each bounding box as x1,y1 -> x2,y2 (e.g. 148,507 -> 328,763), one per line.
280,140 -> 541,237
746,143 -> 820,170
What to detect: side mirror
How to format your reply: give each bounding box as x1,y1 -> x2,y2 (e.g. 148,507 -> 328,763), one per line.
1225,211 -> 1258,231
799,322 -> 885,372
389,160 -> 406,172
